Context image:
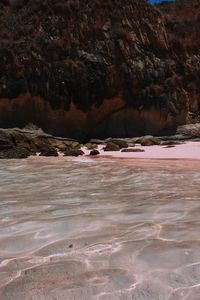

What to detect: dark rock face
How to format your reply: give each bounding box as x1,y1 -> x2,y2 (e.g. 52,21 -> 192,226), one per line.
0,0 -> 199,137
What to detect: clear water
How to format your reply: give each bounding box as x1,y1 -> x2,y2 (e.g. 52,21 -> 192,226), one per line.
0,157 -> 200,300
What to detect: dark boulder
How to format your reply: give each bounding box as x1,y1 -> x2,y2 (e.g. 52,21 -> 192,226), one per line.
107,139 -> 128,149
47,139 -> 80,152
0,128 -> 84,158
64,149 -> 84,157
85,143 -> 98,150
39,144 -> 58,157
140,136 -> 161,146
90,149 -> 100,156
104,142 -> 120,151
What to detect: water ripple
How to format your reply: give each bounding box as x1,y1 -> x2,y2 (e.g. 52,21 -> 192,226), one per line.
0,157 -> 200,299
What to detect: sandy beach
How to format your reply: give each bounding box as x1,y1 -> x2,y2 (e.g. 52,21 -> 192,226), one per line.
82,141 -> 200,160
23,140 -> 200,171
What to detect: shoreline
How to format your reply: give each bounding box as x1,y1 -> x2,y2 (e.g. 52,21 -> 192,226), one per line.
85,141 -> 200,160
1,124 -> 200,160
20,141 -> 200,172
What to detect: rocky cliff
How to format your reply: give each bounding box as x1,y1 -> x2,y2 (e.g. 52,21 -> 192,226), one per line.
0,0 -> 199,138
159,0 -> 200,120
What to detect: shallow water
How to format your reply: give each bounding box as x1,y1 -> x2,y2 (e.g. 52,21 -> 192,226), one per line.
0,156 -> 200,300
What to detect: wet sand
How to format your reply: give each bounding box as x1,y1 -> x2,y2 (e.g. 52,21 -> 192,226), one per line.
83,141 -> 200,160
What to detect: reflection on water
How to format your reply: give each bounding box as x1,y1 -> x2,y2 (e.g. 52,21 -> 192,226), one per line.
0,157 -> 200,299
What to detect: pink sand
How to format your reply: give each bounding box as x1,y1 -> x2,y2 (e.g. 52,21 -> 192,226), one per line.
83,141 -> 200,160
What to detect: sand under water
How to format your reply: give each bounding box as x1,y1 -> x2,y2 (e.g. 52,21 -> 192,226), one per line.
0,142 -> 200,299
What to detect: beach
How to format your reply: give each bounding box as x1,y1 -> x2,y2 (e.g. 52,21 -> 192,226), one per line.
82,141 -> 200,160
